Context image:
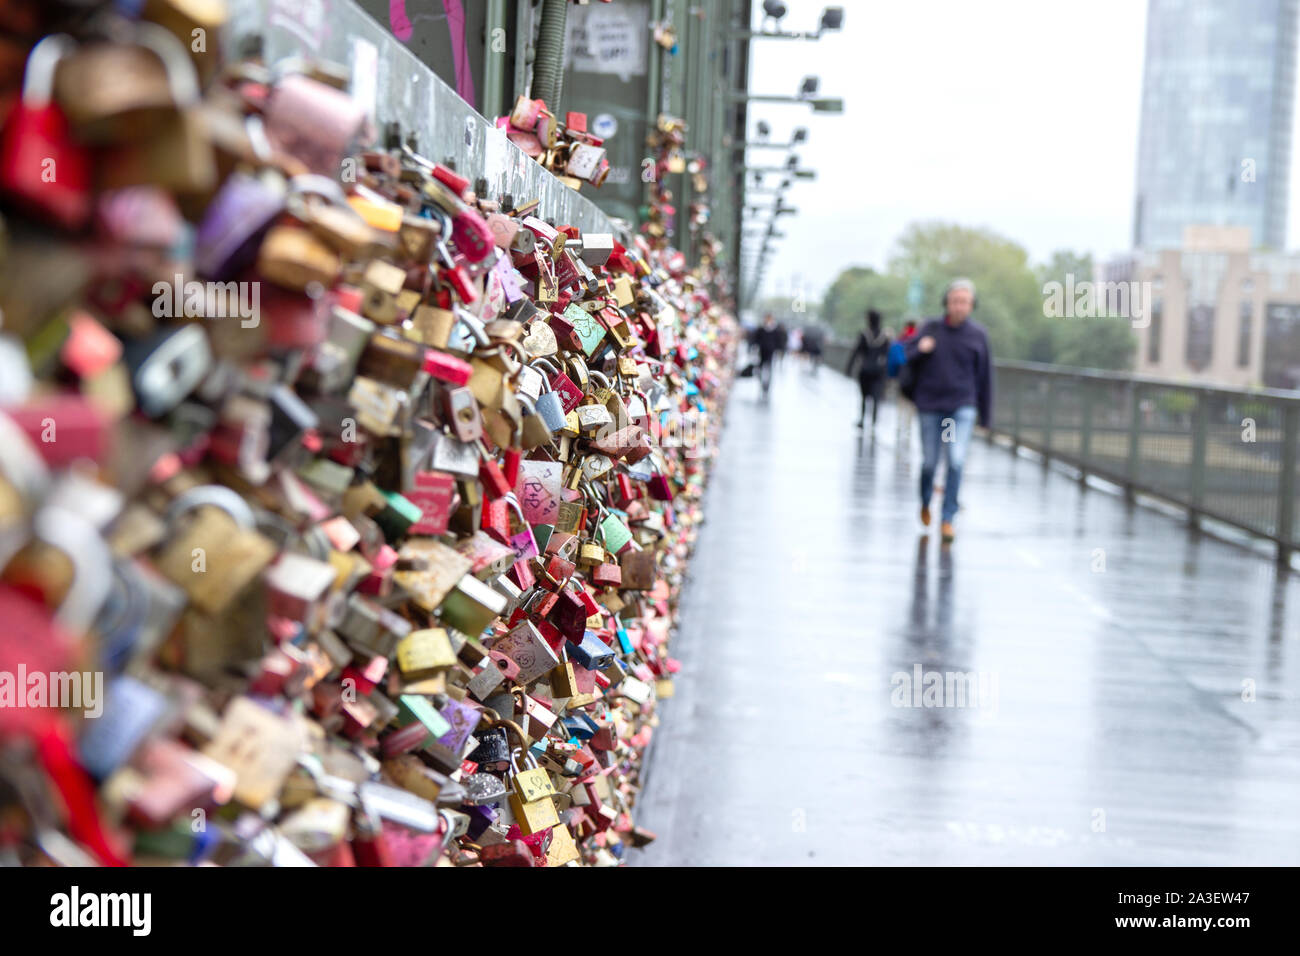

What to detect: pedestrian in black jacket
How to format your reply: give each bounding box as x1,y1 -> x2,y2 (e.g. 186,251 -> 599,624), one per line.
753,313 -> 785,393
846,310 -> 891,428
901,278 -> 994,543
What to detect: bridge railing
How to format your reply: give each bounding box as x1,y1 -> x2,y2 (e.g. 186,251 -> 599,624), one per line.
823,341 -> 1300,560
992,361 -> 1300,559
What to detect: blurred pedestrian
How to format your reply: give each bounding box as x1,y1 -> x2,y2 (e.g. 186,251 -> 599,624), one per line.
846,309 -> 891,429
803,325 -> 824,373
774,319 -> 789,367
890,319 -> 919,447
902,279 -> 994,543
753,312 -> 785,394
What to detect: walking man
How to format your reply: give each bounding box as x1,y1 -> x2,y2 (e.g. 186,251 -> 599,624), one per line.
902,279 -> 993,543
753,312 -> 785,394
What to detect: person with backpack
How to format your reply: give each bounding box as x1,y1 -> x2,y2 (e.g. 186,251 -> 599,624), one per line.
900,278 -> 994,544
890,320 -> 919,448
846,310 -> 891,429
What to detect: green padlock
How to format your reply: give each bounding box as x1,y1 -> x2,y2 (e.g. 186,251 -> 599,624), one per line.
564,302 -> 606,357
600,512 -> 632,554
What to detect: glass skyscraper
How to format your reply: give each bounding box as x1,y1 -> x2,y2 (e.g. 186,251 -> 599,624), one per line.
1134,0 -> 1299,250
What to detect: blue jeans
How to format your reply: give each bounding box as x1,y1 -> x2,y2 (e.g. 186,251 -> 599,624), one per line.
919,406 -> 977,524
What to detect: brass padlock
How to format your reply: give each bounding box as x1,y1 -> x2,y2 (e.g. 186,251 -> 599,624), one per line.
513,766 -> 556,804
360,260 -> 408,325
410,305 -> 456,349
518,398 -> 553,451
257,224 -> 340,292
55,25 -> 192,142
154,485 -> 277,616
96,26 -> 216,196
396,628 -> 457,680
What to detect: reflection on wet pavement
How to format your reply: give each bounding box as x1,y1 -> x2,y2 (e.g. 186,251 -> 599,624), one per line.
634,361 -> 1300,865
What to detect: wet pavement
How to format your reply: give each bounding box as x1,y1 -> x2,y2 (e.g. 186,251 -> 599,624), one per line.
633,359 -> 1300,865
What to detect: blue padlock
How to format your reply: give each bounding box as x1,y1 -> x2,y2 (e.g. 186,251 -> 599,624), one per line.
567,630 -> 616,670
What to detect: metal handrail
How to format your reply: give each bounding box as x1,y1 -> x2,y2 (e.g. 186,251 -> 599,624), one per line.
993,359 -> 1300,406
819,340 -> 1300,562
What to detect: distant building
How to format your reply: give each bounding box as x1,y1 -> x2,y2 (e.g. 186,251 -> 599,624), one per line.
1130,226 -> 1300,388
1133,0 -> 1299,251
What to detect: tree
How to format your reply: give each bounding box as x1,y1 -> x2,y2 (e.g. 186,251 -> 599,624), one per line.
820,226 -> 1136,371
821,266 -> 907,340
1036,249 -> 1135,371
887,222 -> 1043,361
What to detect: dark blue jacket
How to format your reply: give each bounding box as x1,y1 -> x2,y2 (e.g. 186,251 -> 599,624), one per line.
902,316 -> 994,427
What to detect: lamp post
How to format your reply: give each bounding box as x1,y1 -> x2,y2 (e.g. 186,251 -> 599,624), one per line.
735,4 -> 845,40
728,92 -> 845,114
729,4 -> 844,313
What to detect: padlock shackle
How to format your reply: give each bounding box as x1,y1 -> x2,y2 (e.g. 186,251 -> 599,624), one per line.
244,114 -> 274,162
437,808 -> 458,852
452,308 -> 491,350
165,484 -> 258,530
502,490 -> 525,520
134,22 -> 202,108
0,410 -> 51,512
509,742 -> 539,775
287,173 -> 351,208
484,715 -> 530,751
400,141 -> 436,172
581,480 -> 611,517
424,206 -> 455,270
497,339 -> 529,371
32,505 -> 113,637
21,34 -> 75,108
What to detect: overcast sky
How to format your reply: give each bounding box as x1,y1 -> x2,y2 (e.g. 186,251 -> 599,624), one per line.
741,0 -> 1263,302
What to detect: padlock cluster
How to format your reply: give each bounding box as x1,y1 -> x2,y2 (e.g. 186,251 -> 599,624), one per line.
501,95 -> 611,192
0,4 -> 738,867
643,114 -> 688,245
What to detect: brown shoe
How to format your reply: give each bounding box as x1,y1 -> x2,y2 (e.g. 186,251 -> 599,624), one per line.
920,506 -> 932,527
941,521 -> 955,543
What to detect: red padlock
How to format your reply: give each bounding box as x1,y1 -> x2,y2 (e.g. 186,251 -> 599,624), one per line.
0,35 -> 92,231
549,371 -> 584,413
509,555 -> 535,592
432,163 -> 470,196
543,554 -> 575,585
451,206 -> 495,264
440,262 -> 480,303
481,497 -> 511,544
479,458 -> 513,500
6,394 -> 109,467
407,471 -> 456,536
424,350 -> 473,385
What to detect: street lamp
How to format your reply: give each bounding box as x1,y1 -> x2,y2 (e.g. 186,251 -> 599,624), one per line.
737,126 -> 808,150
820,7 -> 844,32
728,74 -> 843,113
743,165 -> 816,177
732,5 -> 844,40
728,91 -> 844,114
